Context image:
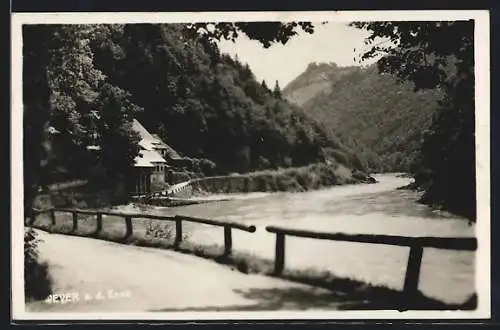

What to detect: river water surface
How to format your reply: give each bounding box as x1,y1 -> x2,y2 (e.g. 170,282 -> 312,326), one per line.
133,174 -> 476,304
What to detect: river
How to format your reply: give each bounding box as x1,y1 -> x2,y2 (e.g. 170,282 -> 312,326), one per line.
125,173 -> 476,304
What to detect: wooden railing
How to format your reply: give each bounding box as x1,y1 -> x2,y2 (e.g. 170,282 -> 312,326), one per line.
265,226 -> 477,296
29,208 -> 256,257
146,180 -> 194,198
27,208 -> 477,297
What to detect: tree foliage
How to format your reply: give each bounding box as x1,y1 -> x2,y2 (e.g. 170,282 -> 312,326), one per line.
350,20 -> 475,221
23,24 -> 143,211
91,23 -> 358,175
273,80 -> 282,99
185,21 -> 315,48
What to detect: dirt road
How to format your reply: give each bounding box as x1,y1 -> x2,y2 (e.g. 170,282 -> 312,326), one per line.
26,230 -> 344,312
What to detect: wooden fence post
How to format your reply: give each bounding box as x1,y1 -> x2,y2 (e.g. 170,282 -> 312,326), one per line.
403,244 -> 424,296
50,209 -> 56,226
71,211 -> 78,232
224,226 -> 232,257
273,232 -> 286,275
124,216 -> 133,239
174,218 -> 183,247
94,213 -> 102,235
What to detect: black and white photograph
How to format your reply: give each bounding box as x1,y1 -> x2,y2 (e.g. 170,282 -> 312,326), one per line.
11,10 -> 490,320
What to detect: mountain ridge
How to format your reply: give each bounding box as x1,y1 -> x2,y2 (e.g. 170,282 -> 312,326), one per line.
283,62 -> 443,172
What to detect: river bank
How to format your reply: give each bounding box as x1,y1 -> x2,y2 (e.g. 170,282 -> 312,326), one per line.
140,163 -> 376,204
190,163 -> 376,195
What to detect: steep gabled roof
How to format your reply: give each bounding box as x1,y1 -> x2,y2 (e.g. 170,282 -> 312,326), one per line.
132,119 -> 156,141
150,134 -> 168,148
141,149 -> 168,163
134,149 -> 168,167
134,152 -> 155,168
132,119 -> 184,166
151,134 -> 182,160
132,119 -> 168,167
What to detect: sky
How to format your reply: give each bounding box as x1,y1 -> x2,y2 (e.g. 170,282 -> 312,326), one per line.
217,22 -> 376,88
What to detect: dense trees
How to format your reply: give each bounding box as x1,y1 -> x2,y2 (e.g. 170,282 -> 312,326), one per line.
350,21 -> 476,221
23,25 -> 53,213
91,23 -> 358,175
23,25 -> 142,211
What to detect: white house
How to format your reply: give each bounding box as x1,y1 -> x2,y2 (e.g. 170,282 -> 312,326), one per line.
131,119 -> 173,194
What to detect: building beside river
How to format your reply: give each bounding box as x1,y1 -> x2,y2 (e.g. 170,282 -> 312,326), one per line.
131,119 -> 183,195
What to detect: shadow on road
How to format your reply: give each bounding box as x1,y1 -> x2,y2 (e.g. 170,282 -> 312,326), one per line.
147,285 -> 476,312
148,286 -> 359,312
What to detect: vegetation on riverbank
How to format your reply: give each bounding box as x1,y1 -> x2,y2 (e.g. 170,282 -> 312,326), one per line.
24,228 -> 53,302
36,162 -> 374,209
30,213 -> 475,310
189,163 -> 374,196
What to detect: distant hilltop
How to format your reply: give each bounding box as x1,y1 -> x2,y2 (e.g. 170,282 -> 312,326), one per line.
282,62 -> 360,106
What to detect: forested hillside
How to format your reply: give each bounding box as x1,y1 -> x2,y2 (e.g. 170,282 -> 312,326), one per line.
283,63 -> 443,172
91,24 -> 367,175
23,23 -> 369,207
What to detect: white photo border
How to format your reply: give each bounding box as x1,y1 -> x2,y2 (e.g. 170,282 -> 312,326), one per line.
11,10 -> 491,321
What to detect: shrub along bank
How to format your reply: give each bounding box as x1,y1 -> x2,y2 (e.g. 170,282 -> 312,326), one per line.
188,163 -> 375,195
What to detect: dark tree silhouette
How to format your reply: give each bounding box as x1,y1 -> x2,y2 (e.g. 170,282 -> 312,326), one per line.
351,21 -> 475,221
273,80 -> 282,99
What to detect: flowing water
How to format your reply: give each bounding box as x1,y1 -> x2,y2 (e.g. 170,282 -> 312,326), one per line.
134,174 -> 476,304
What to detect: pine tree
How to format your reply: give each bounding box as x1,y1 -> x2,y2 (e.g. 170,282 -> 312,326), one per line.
261,80 -> 270,93
273,80 -> 282,99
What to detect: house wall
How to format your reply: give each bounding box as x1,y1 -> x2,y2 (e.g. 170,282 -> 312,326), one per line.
133,168 -> 152,195
151,171 -> 164,183
150,163 -> 168,183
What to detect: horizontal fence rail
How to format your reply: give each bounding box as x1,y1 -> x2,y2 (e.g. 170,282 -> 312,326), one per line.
174,215 -> 256,233
29,208 -> 256,257
265,226 -> 478,251
265,225 -> 477,296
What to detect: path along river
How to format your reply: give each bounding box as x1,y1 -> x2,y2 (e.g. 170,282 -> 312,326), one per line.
121,173 -> 476,304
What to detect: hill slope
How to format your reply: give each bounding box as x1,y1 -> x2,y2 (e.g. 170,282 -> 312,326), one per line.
283,63 -> 443,172
282,62 -> 360,107
92,24 -> 367,175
